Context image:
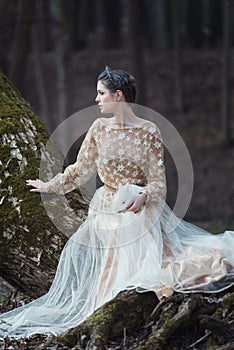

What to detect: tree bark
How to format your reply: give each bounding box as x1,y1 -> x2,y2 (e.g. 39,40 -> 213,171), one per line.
0,70 -> 88,298
155,0 -> 169,50
31,6 -> 49,127
0,1 -> 17,75
51,0 -> 71,130
9,0 -> 35,91
187,0 -> 203,49
127,0 -> 146,105
171,0 -> 184,112
221,0 -> 232,145
101,0 -> 122,49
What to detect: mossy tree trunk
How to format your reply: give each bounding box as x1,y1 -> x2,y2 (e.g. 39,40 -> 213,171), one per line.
0,70 -> 88,298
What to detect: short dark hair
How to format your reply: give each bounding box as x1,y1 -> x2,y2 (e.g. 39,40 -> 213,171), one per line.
97,66 -> 137,103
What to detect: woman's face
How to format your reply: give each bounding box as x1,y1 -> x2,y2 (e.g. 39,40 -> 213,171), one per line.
95,80 -> 118,114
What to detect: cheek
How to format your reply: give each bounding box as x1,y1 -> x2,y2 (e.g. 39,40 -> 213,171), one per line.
103,93 -> 115,103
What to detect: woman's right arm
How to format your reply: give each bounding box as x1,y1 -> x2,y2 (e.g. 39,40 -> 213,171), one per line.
26,121 -> 98,194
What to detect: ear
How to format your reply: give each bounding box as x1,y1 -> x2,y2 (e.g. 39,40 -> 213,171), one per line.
115,89 -> 124,102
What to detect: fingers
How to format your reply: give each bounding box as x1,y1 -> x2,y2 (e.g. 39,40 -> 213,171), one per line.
124,205 -> 140,213
119,195 -> 146,213
26,179 -> 42,193
125,199 -> 134,210
118,199 -> 134,213
26,179 -> 38,186
30,188 -> 41,193
120,200 -> 141,213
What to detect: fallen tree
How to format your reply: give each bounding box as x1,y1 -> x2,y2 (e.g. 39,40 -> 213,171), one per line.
0,71 -> 233,349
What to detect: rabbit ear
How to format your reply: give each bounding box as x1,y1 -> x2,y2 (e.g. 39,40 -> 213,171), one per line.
118,183 -> 123,190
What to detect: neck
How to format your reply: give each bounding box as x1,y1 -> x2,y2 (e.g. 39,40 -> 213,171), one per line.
113,103 -> 138,127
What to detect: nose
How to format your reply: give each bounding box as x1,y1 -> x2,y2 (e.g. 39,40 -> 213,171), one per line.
95,95 -> 99,103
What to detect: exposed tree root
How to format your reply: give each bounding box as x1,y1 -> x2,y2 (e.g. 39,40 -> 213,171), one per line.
56,290 -> 158,350
136,294 -> 204,350
42,286 -> 234,350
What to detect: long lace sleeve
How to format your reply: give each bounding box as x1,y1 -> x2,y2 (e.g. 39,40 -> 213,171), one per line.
140,127 -> 167,203
43,122 -> 98,194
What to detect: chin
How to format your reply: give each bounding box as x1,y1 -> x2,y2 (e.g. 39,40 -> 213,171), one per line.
101,108 -> 114,114
99,103 -> 117,114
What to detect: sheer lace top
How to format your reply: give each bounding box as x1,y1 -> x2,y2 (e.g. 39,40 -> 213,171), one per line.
44,118 -> 167,203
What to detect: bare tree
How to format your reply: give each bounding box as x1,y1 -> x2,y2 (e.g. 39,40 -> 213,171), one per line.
187,0 -> 203,48
0,1 -> 17,74
51,0 -> 71,124
40,0 -> 54,51
155,0 -> 169,50
127,0 -> 146,105
203,0 -> 222,48
31,2 -> 49,127
171,0 -> 184,112
101,0 -> 122,48
221,0 -> 232,144
68,0 -> 86,51
9,0 -> 35,91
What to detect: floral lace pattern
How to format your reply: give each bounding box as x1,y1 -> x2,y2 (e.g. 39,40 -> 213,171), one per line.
44,118 -> 167,203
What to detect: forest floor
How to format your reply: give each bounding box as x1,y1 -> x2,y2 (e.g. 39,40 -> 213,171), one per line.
1,46 -> 234,349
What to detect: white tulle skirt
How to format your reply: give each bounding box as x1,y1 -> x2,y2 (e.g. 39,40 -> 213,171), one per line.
1,184 -> 234,339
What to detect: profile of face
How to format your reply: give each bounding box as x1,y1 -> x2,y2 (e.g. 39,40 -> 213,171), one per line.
95,80 -> 124,114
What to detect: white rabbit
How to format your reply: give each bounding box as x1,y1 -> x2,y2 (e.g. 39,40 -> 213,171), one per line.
111,183 -> 145,212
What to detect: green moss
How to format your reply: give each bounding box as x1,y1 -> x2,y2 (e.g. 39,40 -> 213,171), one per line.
221,294 -> 234,310
212,293 -> 234,320
85,299 -> 125,347
0,71 -> 34,117
58,299 -> 129,349
136,300 -> 179,350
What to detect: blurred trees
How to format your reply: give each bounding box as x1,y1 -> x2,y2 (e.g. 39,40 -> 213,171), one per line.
8,0 -> 35,91
0,0 -> 233,141
222,0 -> 232,145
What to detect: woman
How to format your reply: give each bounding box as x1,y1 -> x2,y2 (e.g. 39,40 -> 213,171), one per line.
1,67 -> 234,339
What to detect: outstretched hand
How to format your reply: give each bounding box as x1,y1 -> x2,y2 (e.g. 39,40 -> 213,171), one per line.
26,179 -> 46,193
119,193 -> 147,213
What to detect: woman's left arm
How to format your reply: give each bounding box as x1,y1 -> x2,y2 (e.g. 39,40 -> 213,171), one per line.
138,126 -> 167,203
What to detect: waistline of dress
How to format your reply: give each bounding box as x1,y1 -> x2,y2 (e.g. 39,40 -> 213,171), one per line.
103,184 -> 117,193
103,183 -> 145,193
